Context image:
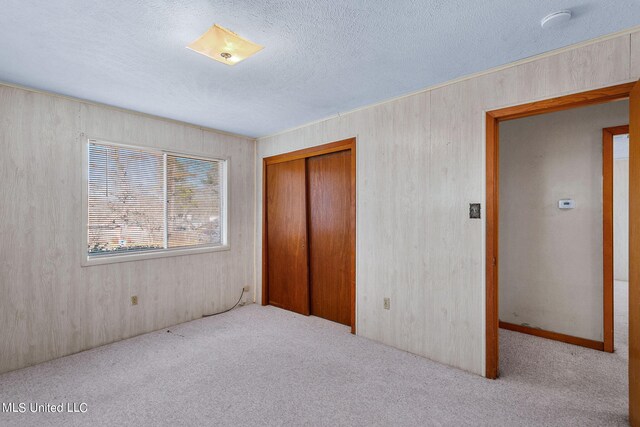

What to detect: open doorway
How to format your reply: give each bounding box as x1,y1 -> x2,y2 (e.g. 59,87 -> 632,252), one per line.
485,82 -> 640,423
608,127 -> 630,358
496,101 -> 627,352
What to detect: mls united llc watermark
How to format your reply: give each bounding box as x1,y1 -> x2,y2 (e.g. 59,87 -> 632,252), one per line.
2,402 -> 88,413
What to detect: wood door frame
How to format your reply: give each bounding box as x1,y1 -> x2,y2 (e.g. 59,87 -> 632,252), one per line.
485,82 -> 634,379
262,138 -> 357,333
603,125 -> 629,353
499,321 -> 605,350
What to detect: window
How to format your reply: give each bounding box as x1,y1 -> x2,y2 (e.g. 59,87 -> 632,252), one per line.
85,139 -> 227,264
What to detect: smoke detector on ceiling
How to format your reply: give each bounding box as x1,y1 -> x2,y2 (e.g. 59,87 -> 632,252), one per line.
541,10 -> 572,29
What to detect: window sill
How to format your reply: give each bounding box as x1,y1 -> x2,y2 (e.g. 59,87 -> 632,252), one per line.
81,244 -> 230,267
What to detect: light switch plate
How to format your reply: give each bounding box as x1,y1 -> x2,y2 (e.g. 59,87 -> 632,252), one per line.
470,203 -> 481,219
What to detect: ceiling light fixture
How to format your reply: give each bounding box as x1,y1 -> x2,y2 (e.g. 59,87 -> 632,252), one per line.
187,24 -> 263,66
540,10 -> 572,29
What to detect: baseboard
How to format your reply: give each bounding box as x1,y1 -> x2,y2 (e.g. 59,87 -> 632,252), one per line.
499,321 -> 604,351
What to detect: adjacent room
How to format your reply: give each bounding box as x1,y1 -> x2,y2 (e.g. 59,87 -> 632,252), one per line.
1,1 -> 640,426
497,100 -> 630,413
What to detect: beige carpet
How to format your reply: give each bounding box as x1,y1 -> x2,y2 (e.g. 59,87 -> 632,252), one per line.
0,282 -> 629,426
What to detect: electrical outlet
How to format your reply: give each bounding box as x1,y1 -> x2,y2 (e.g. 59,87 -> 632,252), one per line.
243,286 -> 250,292
131,295 -> 138,306
383,298 -> 390,310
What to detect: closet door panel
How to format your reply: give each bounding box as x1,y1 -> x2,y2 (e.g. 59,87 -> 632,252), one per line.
307,150 -> 352,326
266,159 -> 309,315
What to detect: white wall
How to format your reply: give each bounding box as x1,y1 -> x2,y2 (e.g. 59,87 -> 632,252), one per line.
615,156 -> 630,282
498,101 -> 628,342
257,31 -> 640,376
0,85 -> 255,374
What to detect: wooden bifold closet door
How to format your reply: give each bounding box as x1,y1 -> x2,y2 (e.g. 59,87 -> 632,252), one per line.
264,143 -> 353,327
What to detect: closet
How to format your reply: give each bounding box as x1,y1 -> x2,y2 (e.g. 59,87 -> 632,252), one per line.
263,139 -> 355,329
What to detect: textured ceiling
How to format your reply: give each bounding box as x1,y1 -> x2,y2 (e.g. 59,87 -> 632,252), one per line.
1,1 -> 640,138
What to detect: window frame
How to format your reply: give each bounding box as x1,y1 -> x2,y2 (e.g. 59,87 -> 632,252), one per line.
81,137 -> 230,267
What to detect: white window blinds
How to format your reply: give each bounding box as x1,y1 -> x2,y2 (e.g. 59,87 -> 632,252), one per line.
166,155 -> 222,248
87,141 -> 225,258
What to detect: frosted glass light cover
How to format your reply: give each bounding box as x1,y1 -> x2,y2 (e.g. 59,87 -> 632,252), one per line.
187,24 -> 263,66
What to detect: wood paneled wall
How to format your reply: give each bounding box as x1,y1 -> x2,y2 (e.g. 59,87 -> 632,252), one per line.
256,31 -> 640,376
0,85 -> 255,374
